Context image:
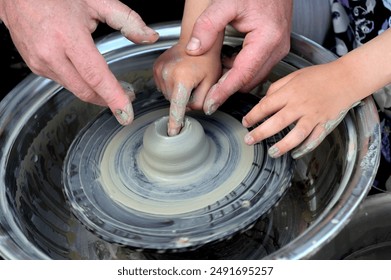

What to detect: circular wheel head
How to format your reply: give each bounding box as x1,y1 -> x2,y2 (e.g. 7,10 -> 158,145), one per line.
63,91 -> 293,251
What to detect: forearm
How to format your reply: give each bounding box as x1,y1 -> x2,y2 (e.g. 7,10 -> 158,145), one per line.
338,28 -> 391,101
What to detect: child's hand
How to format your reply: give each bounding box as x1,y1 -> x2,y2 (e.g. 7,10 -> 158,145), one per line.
242,62 -> 362,159
153,43 -> 222,136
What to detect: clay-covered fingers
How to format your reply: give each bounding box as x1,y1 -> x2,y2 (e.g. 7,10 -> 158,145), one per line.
168,82 -> 193,136
238,59 -> 363,159
267,121 -> 314,158
153,51 -> 198,136
291,104 -> 354,159
154,41 -> 222,136
242,94 -> 354,159
240,70 -> 304,132
66,32 -> 136,125
98,0 -> 159,44
163,76 -> 215,136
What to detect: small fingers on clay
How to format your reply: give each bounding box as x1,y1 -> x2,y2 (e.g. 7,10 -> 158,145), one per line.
168,83 -> 192,136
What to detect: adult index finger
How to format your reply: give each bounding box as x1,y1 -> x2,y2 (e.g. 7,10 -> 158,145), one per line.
67,33 -> 135,125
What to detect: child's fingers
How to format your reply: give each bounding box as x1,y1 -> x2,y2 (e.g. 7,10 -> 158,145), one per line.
243,107 -> 300,146
168,82 -> 193,136
242,93 -> 287,128
266,118 -> 316,158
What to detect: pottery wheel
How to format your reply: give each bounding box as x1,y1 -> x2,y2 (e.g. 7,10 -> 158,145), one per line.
63,91 -> 293,251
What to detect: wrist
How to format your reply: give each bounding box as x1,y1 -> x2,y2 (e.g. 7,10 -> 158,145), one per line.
341,29 -> 391,97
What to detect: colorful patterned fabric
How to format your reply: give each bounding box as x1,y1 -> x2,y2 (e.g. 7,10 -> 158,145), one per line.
331,0 -> 391,55
330,0 -> 391,192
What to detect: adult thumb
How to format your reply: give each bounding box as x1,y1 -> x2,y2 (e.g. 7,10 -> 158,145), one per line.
186,1 -> 236,56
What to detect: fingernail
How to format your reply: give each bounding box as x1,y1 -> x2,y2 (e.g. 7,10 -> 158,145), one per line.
207,104 -> 219,115
205,99 -> 220,115
242,117 -> 250,128
141,30 -> 159,43
186,37 -> 201,51
115,103 -> 134,126
268,145 -> 281,158
244,134 -> 255,145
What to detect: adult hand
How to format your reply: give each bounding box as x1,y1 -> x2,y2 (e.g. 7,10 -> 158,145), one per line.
0,0 -> 158,125
241,62 -> 361,159
185,0 -> 293,115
